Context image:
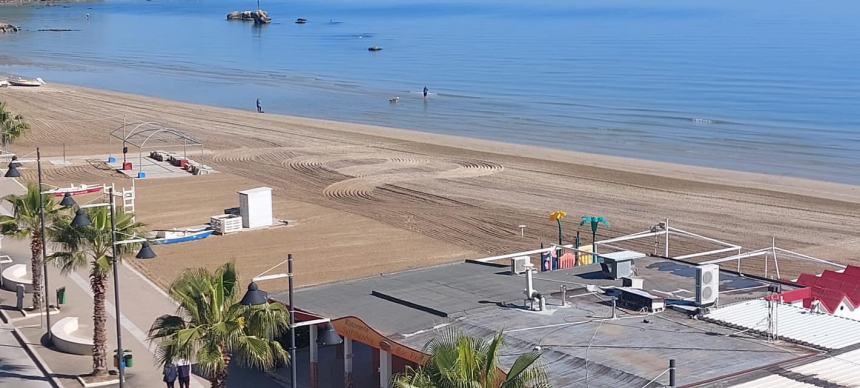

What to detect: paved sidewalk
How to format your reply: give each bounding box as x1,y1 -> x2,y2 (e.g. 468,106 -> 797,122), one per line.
0,236 -> 210,388
0,321 -> 52,387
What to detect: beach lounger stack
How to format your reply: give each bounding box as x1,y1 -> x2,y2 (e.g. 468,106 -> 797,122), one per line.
148,150 -> 212,175
210,214 -> 243,234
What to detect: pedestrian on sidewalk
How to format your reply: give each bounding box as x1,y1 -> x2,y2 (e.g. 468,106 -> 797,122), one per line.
177,362 -> 191,388
162,362 -> 178,388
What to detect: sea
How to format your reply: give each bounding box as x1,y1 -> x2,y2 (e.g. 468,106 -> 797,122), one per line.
1,0 -> 859,184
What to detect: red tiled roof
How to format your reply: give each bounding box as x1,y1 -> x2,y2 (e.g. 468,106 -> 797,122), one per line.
843,266 -> 860,279
777,265 -> 860,314
796,273 -> 821,287
811,286 -> 848,313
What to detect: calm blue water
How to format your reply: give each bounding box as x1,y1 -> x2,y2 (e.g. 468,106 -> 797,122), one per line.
2,0 -> 859,184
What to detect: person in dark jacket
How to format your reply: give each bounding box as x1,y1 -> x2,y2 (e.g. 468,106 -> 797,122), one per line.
177,363 -> 191,388
162,363 -> 178,388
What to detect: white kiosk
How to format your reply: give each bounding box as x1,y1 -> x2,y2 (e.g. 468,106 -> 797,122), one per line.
238,187 -> 273,229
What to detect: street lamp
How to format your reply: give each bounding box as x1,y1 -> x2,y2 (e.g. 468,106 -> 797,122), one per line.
4,161 -> 20,177
135,242 -> 157,260
240,254 -> 297,388
240,282 -> 268,306
59,192 -> 76,208
318,323 -> 343,346
72,208 -> 91,228
71,187 -> 155,388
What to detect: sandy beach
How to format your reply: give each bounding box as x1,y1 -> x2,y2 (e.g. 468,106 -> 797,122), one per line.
1,83 -> 858,290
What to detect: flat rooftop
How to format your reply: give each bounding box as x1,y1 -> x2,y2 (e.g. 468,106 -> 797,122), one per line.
279,257 -> 809,387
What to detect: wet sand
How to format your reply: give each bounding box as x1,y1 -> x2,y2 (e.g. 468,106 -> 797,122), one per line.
1,83 -> 858,289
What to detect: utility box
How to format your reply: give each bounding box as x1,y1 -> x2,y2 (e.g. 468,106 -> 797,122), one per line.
238,187 -> 273,229
601,251 -> 645,280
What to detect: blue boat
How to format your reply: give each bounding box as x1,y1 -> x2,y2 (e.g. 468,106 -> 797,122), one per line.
152,228 -> 214,245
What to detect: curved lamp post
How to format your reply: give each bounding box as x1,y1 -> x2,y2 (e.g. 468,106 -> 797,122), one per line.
581,216 -> 609,264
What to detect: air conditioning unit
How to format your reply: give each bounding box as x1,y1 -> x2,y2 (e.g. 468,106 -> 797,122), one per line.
512,256 -> 530,275
696,264 -> 720,306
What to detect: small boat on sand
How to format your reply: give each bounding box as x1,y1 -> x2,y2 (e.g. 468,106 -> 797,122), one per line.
48,184 -> 103,197
9,78 -> 45,87
152,228 -> 214,245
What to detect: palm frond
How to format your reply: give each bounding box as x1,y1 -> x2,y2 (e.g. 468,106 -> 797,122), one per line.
149,262 -> 290,385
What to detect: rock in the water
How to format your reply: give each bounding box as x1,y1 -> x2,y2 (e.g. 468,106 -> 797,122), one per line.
0,22 -> 21,33
226,10 -> 271,24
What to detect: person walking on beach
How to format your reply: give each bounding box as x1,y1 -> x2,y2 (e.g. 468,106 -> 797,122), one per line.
177,363 -> 191,388
256,98 -> 263,113
162,362 -> 178,388
423,86 -> 429,99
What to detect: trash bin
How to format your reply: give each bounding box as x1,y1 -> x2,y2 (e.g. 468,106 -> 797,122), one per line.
114,349 -> 133,368
15,284 -> 24,310
107,156 -> 117,164
56,287 -> 67,305
122,162 -> 133,171
137,171 -> 146,179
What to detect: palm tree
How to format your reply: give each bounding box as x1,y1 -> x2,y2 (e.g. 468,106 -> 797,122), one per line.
148,262 -> 290,388
0,184 -> 65,311
49,207 -> 145,377
0,101 -> 30,150
392,329 -> 551,388
549,211 -> 567,245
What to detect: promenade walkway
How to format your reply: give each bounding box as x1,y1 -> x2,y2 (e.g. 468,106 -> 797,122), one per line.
0,321 -> 52,387
0,177 -> 210,388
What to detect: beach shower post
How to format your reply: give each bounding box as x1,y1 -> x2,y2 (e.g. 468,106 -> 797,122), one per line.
581,216 -> 609,264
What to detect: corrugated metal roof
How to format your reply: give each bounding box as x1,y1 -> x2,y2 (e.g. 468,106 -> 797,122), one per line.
704,299 -> 860,349
791,349 -> 860,387
731,375 -> 817,388
732,349 -> 860,387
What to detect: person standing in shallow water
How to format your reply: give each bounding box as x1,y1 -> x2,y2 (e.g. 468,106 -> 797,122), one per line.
162,362 -> 177,388
256,98 -> 263,113
423,86 -> 429,99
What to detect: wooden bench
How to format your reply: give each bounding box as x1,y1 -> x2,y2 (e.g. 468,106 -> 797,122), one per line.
52,317 -> 93,355
1,263 -> 32,292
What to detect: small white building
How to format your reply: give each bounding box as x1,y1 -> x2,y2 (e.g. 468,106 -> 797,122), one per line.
238,187 -> 273,229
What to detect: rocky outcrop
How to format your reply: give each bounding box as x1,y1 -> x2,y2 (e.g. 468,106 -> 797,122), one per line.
0,22 -> 20,33
226,10 -> 270,24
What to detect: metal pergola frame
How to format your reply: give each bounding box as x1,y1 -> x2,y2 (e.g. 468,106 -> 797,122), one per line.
109,122 -> 204,173
473,218 -> 842,285
474,218 -> 743,264
699,244 -> 845,280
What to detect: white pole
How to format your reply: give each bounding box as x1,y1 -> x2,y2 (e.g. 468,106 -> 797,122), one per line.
525,267 -> 535,300
344,338 -> 353,387
772,237 -> 780,280
664,218 -> 670,257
